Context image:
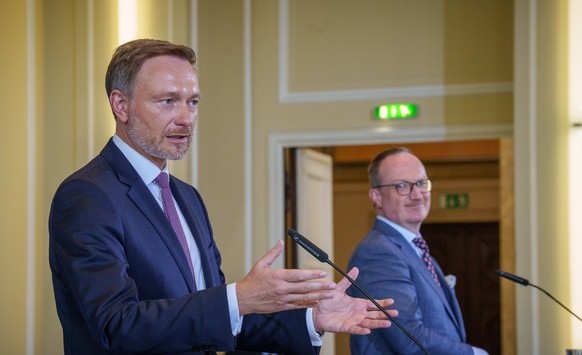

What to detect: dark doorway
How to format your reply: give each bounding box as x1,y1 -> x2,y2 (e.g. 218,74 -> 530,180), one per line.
284,140 -> 513,355
422,222 -> 501,355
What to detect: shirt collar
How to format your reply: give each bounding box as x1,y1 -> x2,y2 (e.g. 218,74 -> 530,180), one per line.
376,215 -> 419,243
112,134 -> 168,185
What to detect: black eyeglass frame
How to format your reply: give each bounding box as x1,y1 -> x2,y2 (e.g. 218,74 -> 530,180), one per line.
373,179 -> 432,196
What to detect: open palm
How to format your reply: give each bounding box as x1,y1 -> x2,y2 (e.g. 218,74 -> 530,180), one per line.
313,267 -> 397,335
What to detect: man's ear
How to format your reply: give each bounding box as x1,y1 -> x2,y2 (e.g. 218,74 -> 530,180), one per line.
369,188 -> 382,209
110,90 -> 129,123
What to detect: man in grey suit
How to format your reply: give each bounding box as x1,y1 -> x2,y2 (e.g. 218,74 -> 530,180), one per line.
347,147 -> 488,355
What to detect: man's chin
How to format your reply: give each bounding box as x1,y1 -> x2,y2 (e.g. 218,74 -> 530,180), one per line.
160,143 -> 190,160
166,151 -> 188,160
149,148 -> 188,161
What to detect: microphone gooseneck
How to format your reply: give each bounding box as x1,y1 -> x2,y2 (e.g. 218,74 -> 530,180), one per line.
496,270 -> 582,322
287,228 -> 430,355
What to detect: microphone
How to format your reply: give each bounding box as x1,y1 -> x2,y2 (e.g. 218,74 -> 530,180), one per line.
496,270 -> 582,322
496,270 -> 529,286
287,228 -> 430,355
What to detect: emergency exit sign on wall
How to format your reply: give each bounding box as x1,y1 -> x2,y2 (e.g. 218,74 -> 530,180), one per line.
374,103 -> 418,120
439,193 -> 470,209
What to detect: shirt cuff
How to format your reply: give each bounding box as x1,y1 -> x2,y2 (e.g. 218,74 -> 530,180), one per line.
227,283 -> 243,336
306,308 -> 323,346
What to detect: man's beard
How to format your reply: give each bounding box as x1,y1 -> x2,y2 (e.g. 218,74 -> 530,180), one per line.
126,115 -> 191,161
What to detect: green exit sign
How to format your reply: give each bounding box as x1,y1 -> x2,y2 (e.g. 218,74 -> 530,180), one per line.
439,193 -> 470,209
374,104 -> 418,120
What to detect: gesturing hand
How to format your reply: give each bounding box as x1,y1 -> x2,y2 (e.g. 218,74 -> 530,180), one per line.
236,240 -> 337,316
313,267 -> 397,335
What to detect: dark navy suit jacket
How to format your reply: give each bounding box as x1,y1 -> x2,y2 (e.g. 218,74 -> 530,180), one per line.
347,219 -> 473,355
49,139 -> 316,354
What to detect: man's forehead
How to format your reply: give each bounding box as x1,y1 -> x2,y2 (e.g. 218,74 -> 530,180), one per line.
381,153 -> 426,177
138,55 -> 196,76
135,57 -> 198,89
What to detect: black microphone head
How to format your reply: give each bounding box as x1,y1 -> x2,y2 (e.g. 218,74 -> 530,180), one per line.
287,229 -> 329,263
288,230 -> 430,354
496,269 -> 530,286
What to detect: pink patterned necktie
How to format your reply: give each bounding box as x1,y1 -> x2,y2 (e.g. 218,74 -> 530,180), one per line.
412,236 -> 442,288
155,172 -> 196,285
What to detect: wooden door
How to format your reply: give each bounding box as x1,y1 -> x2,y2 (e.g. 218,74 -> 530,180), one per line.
421,222 -> 501,355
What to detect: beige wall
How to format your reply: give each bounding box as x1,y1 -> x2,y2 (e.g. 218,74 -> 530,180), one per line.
197,0 -> 247,283
0,0 -> 578,354
531,0 -> 571,353
1,1 -> 32,354
247,0 -> 513,255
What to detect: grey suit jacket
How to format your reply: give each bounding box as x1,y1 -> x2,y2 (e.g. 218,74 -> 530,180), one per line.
347,219 -> 473,355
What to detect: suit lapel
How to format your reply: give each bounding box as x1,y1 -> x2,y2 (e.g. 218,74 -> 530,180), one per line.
171,180 -> 221,288
100,140 -> 197,292
433,259 -> 467,341
375,220 -> 465,337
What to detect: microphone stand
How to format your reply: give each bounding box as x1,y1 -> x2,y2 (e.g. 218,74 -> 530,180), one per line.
496,270 -> 582,322
288,229 -> 430,355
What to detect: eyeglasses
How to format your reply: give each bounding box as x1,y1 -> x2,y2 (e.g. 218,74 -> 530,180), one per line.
374,179 -> 432,196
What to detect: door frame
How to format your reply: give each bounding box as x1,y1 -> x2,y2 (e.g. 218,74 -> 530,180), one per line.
267,122 -> 514,352
268,123 -> 512,260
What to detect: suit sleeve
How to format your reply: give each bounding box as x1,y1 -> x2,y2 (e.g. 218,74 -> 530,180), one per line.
347,235 -> 474,355
235,310 -> 319,355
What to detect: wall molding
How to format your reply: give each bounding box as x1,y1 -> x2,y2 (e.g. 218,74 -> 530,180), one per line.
278,0 -> 513,104
26,0 -> 37,353
243,0 -> 253,272
190,0 -> 199,188
527,0 -> 539,352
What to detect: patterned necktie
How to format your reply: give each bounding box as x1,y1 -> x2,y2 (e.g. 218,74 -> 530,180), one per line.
412,236 -> 442,288
155,172 -> 196,285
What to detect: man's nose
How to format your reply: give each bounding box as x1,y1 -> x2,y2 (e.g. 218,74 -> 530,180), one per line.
409,184 -> 423,198
175,104 -> 195,126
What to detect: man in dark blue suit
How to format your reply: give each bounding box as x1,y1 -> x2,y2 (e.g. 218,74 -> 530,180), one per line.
347,147 -> 488,355
48,39 -> 396,355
